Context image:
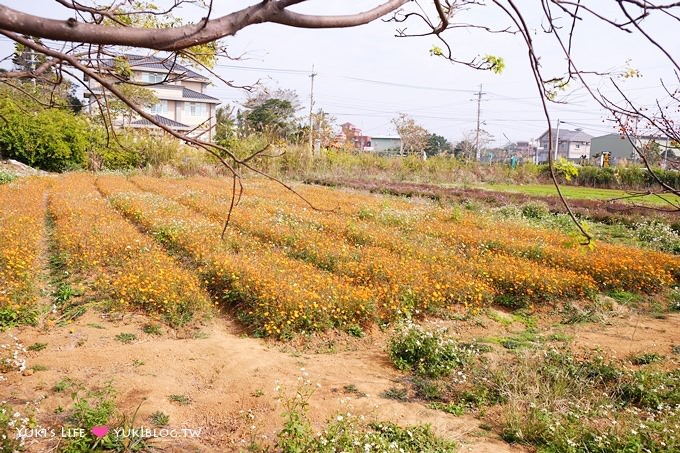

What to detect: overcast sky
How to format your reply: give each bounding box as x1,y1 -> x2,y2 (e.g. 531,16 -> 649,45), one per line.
1,1 -> 678,146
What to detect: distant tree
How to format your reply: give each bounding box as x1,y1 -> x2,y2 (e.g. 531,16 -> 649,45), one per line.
12,37 -> 50,77
310,109 -> 337,147
13,38 -> 83,112
454,129 -> 493,160
214,105 -> 237,149
641,140 -> 663,166
66,90 -> 83,114
245,88 -> 301,111
454,140 -> 476,160
242,90 -> 300,140
392,113 -> 429,155
425,133 -> 452,156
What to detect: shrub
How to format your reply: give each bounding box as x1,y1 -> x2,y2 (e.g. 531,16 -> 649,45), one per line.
310,418 -> 456,452
635,221 -> 680,253
271,377 -> 455,452
88,129 -> 182,170
0,171 -> 16,184
521,201 -> 550,219
0,402 -> 31,452
388,321 -> 468,378
553,157 -> 579,181
0,97 -> 89,172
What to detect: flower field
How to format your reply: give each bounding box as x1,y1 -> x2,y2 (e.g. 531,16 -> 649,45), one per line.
0,178 -> 48,324
1,173 -> 678,336
49,174 -> 211,327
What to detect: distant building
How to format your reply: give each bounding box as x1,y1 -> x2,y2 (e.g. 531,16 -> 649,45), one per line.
591,133 -> 676,163
339,122 -> 372,150
537,128 -> 593,162
371,136 -> 402,153
85,54 -> 220,141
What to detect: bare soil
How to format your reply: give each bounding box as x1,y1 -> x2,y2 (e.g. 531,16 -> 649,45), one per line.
3,303 -> 678,452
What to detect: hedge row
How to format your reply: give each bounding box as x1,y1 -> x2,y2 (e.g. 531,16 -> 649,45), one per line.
539,165 -> 680,190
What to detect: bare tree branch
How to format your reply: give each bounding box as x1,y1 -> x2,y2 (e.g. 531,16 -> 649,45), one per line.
0,1 -> 409,51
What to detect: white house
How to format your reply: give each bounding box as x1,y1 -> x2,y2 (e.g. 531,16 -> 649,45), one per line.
537,128 -> 593,162
85,54 -> 220,141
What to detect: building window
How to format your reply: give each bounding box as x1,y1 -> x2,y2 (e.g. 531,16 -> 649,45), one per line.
185,102 -> 204,116
143,72 -> 165,84
148,100 -> 168,115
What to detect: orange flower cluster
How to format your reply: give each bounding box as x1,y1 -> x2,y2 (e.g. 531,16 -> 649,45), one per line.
420,213 -> 678,293
131,176 -> 495,318
250,180 -> 678,294
49,174 -> 210,326
236,180 -> 677,296
96,175 -> 374,337
0,178 -> 48,316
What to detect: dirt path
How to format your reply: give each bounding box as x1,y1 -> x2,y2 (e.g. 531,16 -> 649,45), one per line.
570,312 -> 680,361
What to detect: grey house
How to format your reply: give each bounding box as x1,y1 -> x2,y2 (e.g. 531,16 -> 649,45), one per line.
537,128 -> 593,162
591,133 -> 675,162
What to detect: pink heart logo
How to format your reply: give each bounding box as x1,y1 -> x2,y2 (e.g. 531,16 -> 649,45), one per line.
91,425 -> 109,438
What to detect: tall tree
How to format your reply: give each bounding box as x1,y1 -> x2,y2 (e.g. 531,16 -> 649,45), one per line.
244,99 -> 297,139
392,113 -> 430,155
454,140 -> 475,160
310,109 -> 337,148
12,37 -> 49,76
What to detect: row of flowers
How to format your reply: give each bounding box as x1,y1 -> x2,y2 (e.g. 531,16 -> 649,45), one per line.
49,174 -> 210,327
26,173 -> 673,336
0,178 -> 48,320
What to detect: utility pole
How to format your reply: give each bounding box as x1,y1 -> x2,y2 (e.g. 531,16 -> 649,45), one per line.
472,84 -> 486,161
554,119 -> 561,161
308,65 -> 317,155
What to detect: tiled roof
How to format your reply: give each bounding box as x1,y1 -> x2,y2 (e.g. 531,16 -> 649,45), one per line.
182,87 -> 219,102
96,54 -> 209,81
539,129 -> 594,142
559,129 -> 594,142
131,114 -> 190,129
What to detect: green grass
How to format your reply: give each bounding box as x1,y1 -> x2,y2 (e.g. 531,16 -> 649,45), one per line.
0,171 -> 16,184
168,394 -> 191,406
114,333 -> 137,344
142,323 -> 162,336
479,183 -> 680,207
150,411 -> 169,427
53,378 -> 74,393
27,342 -> 48,352
380,387 -> 409,401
